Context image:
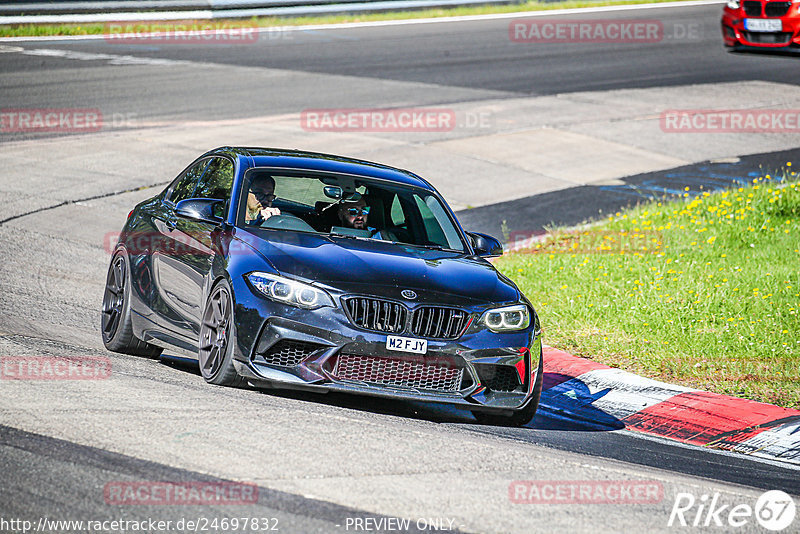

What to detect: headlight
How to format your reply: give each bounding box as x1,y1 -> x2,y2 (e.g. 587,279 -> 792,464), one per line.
247,272 -> 334,309
481,304 -> 531,332
727,0 -> 740,8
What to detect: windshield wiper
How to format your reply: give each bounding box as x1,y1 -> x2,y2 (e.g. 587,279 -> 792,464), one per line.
408,243 -> 462,252
328,231 -> 370,241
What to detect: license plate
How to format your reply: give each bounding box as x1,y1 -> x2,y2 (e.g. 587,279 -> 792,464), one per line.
744,18 -> 782,32
386,335 -> 427,354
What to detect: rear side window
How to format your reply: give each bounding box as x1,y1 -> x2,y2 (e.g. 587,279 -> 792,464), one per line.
389,194 -> 406,226
168,160 -> 208,204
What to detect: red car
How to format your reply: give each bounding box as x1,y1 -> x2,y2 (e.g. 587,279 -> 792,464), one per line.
722,0 -> 800,49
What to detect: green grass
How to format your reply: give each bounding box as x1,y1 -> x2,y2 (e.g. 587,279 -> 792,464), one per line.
1,0 -> 689,37
496,166 -> 800,409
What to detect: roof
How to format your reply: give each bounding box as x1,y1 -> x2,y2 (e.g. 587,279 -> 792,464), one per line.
203,146 -> 434,190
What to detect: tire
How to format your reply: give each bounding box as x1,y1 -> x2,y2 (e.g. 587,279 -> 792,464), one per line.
101,252 -> 162,358
198,279 -> 246,387
472,349 -> 544,427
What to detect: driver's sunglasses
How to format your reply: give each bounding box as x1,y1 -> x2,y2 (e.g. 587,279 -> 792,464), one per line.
346,207 -> 370,216
253,191 -> 276,203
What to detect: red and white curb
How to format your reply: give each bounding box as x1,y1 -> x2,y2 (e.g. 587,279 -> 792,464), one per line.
541,347 -> 800,466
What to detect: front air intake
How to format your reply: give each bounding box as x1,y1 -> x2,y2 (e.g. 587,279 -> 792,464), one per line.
257,340 -> 323,367
333,353 -> 464,392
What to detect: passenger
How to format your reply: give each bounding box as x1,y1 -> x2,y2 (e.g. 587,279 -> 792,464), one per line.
335,197 -> 393,240
336,197 -> 370,230
246,175 -> 281,224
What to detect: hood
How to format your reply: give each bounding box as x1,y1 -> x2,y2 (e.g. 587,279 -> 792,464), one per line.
239,229 -> 520,306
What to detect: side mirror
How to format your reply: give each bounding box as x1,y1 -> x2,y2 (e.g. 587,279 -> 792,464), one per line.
175,198 -> 224,225
468,232 -> 503,257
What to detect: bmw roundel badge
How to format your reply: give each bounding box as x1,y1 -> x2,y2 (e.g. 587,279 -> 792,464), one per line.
401,289 -> 417,300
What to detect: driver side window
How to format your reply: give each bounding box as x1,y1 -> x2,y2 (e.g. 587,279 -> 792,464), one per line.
169,160 -> 208,204
390,194 -> 406,227
194,157 -> 234,218
194,158 -> 234,201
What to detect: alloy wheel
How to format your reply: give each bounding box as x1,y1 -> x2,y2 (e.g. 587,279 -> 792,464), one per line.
101,255 -> 126,343
199,285 -> 232,379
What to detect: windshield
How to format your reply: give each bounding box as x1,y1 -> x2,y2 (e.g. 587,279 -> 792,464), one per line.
236,169 -> 466,252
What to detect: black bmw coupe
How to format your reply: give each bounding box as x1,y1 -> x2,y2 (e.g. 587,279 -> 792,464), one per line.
102,147 -> 543,425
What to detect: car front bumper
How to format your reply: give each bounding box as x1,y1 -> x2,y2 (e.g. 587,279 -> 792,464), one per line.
230,278 -> 542,414
721,7 -> 800,48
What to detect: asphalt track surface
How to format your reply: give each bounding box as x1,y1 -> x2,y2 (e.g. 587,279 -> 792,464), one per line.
1,3 -> 800,533
1,3 -> 799,134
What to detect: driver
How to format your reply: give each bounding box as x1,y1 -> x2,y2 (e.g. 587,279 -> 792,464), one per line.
245,175 -> 281,225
